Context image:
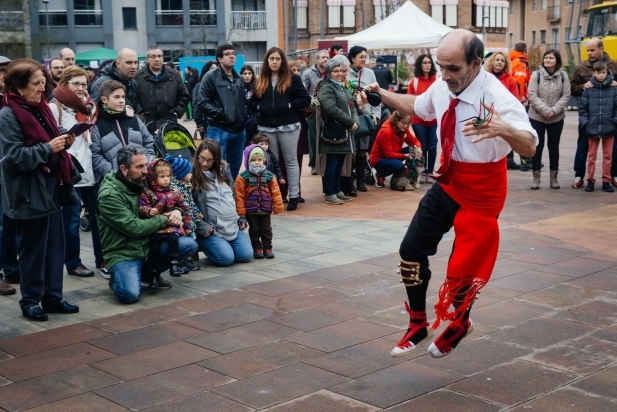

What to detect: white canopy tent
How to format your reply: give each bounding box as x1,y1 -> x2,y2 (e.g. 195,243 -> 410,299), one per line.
335,0 -> 453,50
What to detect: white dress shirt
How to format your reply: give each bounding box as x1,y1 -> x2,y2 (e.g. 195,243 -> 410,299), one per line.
414,68 -> 538,163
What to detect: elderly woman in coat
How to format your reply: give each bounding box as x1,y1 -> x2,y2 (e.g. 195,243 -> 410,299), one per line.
316,56 -> 359,205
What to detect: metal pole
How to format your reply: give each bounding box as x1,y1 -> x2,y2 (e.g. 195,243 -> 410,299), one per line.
482,8 -> 488,46
45,3 -> 50,59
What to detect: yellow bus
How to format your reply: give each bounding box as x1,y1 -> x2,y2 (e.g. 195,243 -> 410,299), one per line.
582,1 -> 617,61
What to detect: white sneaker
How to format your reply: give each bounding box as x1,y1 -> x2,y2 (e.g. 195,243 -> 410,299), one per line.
325,195 -> 344,205
99,267 -> 110,279
419,173 -> 428,184
428,320 -> 474,358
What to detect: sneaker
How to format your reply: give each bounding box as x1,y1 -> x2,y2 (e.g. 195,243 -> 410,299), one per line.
155,276 -> 172,289
572,176 -> 584,188
311,167 -> 317,175
263,249 -> 275,259
181,259 -> 201,271
336,191 -> 353,202
428,319 -> 474,358
602,182 -> 615,192
99,261 -> 110,279
426,175 -> 435,184
254,248 -> 264,259
612,176 -> 617,187
375,176 -> 385,188
390,304 -> 433,357
419,173 -> 428,184
325,195 -> 344,205
585,181 -> 595,192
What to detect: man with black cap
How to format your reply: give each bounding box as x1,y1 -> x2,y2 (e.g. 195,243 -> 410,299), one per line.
373,56 -> 393,90
0,56 -> 19,296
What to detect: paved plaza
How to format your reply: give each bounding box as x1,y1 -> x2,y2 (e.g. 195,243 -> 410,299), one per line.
0,111 -> 616,411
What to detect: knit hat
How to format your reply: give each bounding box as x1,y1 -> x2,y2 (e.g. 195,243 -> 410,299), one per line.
165,155 -> 192,180
248,146 -> 266,162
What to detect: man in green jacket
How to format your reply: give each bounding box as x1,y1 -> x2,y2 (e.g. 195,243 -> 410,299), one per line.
97,145 -> 197,303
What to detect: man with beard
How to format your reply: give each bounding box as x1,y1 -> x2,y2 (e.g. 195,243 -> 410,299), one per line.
97,145 -> 197,304
362,29 -> 537,358
90,48 -> 139,112
48,58 -> 64,88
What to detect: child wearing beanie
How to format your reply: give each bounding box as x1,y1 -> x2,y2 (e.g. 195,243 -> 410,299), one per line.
167,155 -> 203,271
234,144 -> 284,259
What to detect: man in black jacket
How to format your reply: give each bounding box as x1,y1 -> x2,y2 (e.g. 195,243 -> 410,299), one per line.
91,48 -> 139,113
373,56 -> 393,89
135,46 -> 190,133
197,43 -> 247,179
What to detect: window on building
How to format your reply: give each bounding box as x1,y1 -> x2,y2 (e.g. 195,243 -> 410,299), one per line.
159,0 -> 183,10
473,1 -> 507,29
191,0 -> 216,10
122,7 -> 137,30
551,27 -> 559,48
532,0 -> 537,11
540,29 -> 546,44
541,0 -> 547,9
328,0 -> 355,28
74,0 -> 100,10
296,0 -> 308,29
73,0 -> 102,25
532,30 -> 536,46
509,0 -> 513,14
231,0 -> 257,11
431,0 -> 458,27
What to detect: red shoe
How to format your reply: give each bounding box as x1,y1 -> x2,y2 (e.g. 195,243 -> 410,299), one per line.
572,177 -> 584,188
390,302 -> 433,357
428,319 -> 474,358
253,248 -> 264,259
263,249 -> 275,259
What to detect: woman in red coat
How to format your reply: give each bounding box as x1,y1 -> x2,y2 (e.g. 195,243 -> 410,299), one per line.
407,54 -> 438,183
369,111 -> 422,188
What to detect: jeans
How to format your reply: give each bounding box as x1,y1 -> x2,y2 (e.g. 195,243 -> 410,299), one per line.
0,192 -> 19,277
574,126 -> 589,178
374,158 -> 406,178
62,185 -> 103,270
196,231 -> 253,267
324,154 -> 346,196
110,236 -> 197,304
207,126 -> 246,179
307,117 -> 317,167
530,119 -> 563,172
262,129 -> 301,198
412,124 -> 438,174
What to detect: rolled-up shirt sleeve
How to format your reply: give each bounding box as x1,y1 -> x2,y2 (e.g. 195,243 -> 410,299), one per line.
413,82 -> 437,122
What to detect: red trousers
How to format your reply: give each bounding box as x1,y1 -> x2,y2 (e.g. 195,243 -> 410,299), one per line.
587,137 -> 614,183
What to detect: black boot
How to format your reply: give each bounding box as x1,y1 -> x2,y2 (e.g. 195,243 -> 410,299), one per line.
356,156 -> 368,192
287,197 -> 298,211
506,151 -> 520,170
341,176 -> 357,197
170,260 -> 183,277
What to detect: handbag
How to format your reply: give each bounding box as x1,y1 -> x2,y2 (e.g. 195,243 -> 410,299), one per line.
320,115 -> 349,145
353,101 -> 376,139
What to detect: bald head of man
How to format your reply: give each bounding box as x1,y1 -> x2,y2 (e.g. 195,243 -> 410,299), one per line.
115,48 -> 139,80
437,29 -> 484,93
59,48 -> 75,67
586,38 -> 605,63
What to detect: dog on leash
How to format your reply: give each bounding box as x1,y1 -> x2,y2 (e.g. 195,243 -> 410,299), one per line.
390,147 -> 424,191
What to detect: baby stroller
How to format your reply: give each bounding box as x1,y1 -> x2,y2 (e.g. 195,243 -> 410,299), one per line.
153,121 -> 197,160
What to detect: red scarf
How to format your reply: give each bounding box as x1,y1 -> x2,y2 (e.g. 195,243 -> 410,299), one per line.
3,92 -> 73,185
53,85 -> 98,124
432,158 -> 507,330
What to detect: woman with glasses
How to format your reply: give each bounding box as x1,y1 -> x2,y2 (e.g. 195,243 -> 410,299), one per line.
49,65 -> 103,278
191,139 -> 252,266
369,111 -> 422,189
407,54 -> 438,183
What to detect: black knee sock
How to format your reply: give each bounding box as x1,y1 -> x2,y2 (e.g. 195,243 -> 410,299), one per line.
404,265 -> 431,313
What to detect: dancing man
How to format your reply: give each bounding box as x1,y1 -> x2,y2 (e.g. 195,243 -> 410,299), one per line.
362,29 -> 537,357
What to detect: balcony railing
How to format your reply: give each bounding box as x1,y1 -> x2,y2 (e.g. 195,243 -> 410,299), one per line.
231,11 -> 266,29
38,10 -> 68,26
156,10 -> 183,25
74,9 -> 103,26
547,5 -> 560,22
190,10 -> 217,26
0,11 -> 24,30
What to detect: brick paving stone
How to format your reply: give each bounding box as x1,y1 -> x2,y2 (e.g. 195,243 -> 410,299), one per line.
535,257 -> 617,277
269,302 -> 373,331
361,253 -> 400,268
22,392 -> 130,412
472,286 -> 523,308
566,269 -> 617,292
498,238 -> 561,254
90,341 -> 218,381
210,363 -> 348,410
87,321 -> 206,355
552,297 -> 617,326
140,391 -> 254,412
175,303 -> 282,333
524,335 -> 617,374
571,364 -> 617,400
0,342 -> 116,382
487,270 -> 572,293
337,285 -> 408,312
240,275 -> 335,297
447,360 -> 579,406
285,319 -> 399,353
592,323 -> 617,343
0,323 -> 110,358
168,289 -> 264,313
199,340 -> 324,380
385,389 -> 503,412
0,352 -> 10,362
304,338 -> 416,378
414,338 -> 532,376
304,263 -> 390,282
487,318 -> 595,349
470,299 -> 553,328
186,320 -> 301,354
508,388 -> 617,412
86,305 -> 190,333
262,389 -> 380,412
0,366 -> 121,411
253,288 -> 349,313
322,274 -> 400,296
508,247 -> 588,265
95,364 -> 234,410
518,283 -> 608,309
329,361 -> 462,409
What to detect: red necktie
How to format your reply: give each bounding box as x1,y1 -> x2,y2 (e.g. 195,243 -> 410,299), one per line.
430,97 -> 460,184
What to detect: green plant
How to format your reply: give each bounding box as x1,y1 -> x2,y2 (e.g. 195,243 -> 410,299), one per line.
398,59 -> 409,81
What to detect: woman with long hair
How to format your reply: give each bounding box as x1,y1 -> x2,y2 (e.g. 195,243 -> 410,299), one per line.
241,64 -> 258,145
250,47 -> 310,211
527,49 -> 571,189
191,139 -> 252,266
49,65 -> 104,278
0,59 -> 79,321
407,54 -> 438,183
